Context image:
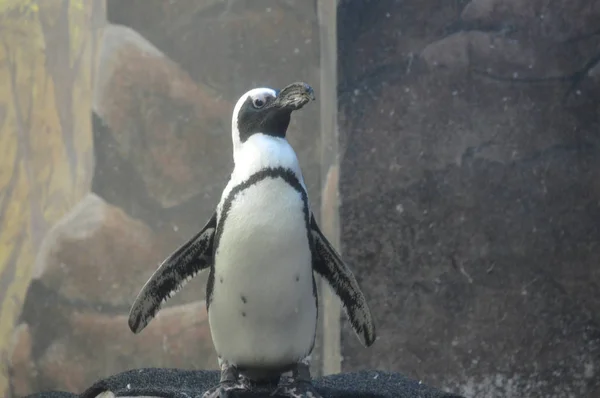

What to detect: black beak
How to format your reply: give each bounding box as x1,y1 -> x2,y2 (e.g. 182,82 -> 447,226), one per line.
273,82 -> 316,110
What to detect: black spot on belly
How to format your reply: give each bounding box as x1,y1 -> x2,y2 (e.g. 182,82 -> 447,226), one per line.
295,274 -> 300,282
220,276 -> 224,283
241,295 -> 247,303
242,311 -> 246,317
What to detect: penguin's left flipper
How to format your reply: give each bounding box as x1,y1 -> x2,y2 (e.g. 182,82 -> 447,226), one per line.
310,215 -> 376,347
128,212 -> 218,334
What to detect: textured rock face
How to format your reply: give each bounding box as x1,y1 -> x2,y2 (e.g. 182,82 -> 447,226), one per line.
9,194 -> 215,395
93,23 -> 231,211
31,194 -> 165,308
338,0 -> 600,397
11,301 -> 213,396
105,0 -> 323,208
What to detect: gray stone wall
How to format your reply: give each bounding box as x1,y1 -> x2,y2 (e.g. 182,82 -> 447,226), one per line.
338,1 -> 600,397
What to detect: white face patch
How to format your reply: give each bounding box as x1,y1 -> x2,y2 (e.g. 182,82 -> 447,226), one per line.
231,88 -> 278,153
248,90 -> 276,110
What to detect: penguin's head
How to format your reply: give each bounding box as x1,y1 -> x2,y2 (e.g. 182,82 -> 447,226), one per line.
231,82 -> 315,148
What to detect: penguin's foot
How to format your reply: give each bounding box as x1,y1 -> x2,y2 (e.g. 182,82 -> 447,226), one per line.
201,380 -> 251,398
271,381 -> 322,398
271,360 -> 322,398
202,360 -> 251,398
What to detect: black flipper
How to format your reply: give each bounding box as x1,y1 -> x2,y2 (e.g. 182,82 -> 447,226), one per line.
310,214 -> 376,346
128,213 -> 217,333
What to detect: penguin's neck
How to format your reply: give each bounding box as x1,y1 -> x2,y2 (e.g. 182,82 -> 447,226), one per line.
232,133 -> 303,184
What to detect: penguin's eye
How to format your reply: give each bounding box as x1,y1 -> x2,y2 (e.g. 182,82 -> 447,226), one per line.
253,98 -> 266,109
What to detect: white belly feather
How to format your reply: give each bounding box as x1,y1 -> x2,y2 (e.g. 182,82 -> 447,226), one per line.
209,177 -> 317,369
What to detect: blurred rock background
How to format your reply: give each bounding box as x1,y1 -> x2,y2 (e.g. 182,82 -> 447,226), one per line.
1,0 -> 599,397
3,0 -> 321,396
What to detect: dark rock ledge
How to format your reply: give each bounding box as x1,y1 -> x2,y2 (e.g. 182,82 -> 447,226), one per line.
25,368 -> 464,398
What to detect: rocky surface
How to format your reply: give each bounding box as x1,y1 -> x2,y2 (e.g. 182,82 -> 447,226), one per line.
104,0 -> 323,208
9,324 -> 34,398
30,194 -> 165,308
338,0 -> 600,397
30,368 -> 463,398
8,194 -> 215,395
11,301 -> 213,396
92,2 -> 322,256
92,23 -> 231,213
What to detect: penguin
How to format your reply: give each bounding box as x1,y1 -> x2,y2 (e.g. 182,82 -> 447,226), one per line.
128,82 -> 376,398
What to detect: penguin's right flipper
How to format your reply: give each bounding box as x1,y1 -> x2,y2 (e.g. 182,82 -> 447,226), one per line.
310,214 -> 376,347
128,213 -> 217,334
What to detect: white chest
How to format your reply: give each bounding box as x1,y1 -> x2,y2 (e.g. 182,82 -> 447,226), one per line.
209,177 -> 317,368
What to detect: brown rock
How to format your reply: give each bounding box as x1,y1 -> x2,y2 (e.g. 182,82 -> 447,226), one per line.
105,1 -> 323,208
94,24 -> 232,209
32,193 -> 165,308
69,300 -> 214,368
167,0 -> 322,168
321,164 -> 340,239
36,340 -> 88,394
8,323 -> 37,396
35,301 -> 215,392
113,1 -> 320,100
